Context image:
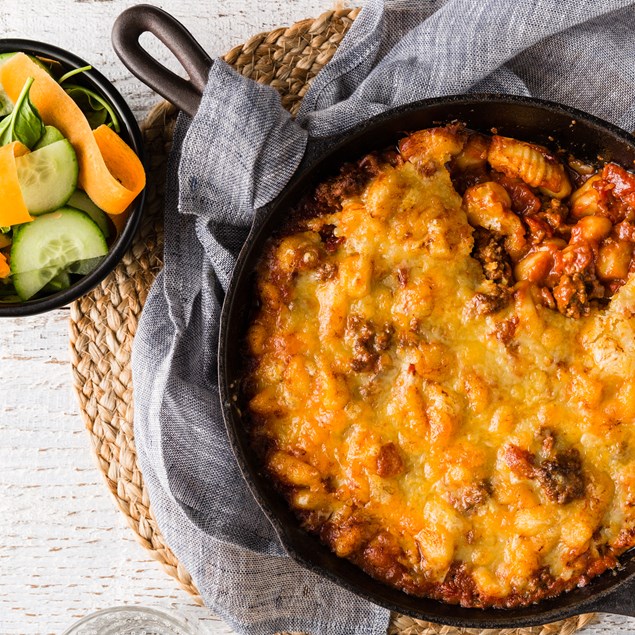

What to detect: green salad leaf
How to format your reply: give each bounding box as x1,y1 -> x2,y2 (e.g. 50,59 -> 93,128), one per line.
0,286 -> 20,300
64,84 -> 120,133
0,53 -> 15,118
58,65 -> 92,85
0,76 -> 45,148
56,65 -> 120,131
0,90 -> 11,118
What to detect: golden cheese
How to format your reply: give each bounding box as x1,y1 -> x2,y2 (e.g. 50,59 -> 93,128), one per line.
244,127 -> 635,607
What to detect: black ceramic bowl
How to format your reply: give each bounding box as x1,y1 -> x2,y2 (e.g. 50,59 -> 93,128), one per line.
0,39 -> 145,317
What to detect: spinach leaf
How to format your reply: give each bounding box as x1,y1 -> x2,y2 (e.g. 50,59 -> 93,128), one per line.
0,116 -> 11,140
64,84 -> 120,133
0,77 -> 45,149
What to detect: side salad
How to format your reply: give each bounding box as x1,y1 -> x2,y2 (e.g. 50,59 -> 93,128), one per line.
0,51 -> 145,302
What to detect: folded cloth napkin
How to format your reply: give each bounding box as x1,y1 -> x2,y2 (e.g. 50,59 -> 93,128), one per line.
132,1 -> 635,633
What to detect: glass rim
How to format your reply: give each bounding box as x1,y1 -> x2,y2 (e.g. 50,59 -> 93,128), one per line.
61,605 -> 201,635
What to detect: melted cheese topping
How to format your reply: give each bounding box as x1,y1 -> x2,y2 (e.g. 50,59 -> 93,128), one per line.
245,130 -> 635,606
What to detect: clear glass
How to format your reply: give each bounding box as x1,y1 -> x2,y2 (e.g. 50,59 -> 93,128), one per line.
62,606 -> 202,635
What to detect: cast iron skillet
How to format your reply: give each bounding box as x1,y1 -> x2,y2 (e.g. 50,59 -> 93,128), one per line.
0,39 -> 145,317
114,5 -> 635,628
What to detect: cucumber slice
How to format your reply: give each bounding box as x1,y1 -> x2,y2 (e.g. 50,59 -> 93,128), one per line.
33,125 -> 65,150
12,265 -> 62,299
10,207 -> 107,300
43,272 -> 71,293
16,139 -> 78,215
67,190 -> 110,238
67,256 -> 104,275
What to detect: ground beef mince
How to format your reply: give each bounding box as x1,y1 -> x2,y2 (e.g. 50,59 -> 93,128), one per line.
536,448 -> 586,505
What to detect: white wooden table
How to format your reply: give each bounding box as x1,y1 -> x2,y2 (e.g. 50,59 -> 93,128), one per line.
1,1 -> 634,634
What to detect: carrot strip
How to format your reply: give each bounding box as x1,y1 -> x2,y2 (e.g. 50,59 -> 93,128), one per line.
0,53 -> 145,215
0,253 -> 9,278
91,125 -> 145,227
0,140 -> 31,227
108,204 -> 131,235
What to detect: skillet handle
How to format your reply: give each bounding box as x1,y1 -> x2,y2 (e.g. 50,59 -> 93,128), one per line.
584,575 -> 635,618
112,4 -> 213,117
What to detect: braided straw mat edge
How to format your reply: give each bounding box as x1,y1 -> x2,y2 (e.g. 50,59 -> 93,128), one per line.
69,8 -> 595,635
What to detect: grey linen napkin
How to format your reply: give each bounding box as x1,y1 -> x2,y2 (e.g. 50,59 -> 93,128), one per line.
132,1 -> 635,633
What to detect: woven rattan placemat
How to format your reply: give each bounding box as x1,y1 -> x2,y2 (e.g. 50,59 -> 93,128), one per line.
69,9 -> 596,635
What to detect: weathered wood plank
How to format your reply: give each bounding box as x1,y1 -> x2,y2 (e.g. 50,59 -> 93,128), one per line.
2,1 -> 635,633
1,1 -> 325,632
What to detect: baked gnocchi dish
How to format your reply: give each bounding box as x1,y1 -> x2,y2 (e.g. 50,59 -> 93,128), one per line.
242,124 -> 635,608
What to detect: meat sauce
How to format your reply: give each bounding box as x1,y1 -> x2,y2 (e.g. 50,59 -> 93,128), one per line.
243,124 -> 635,608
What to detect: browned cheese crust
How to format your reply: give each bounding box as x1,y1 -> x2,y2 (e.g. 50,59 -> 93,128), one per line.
243,124 -> 635,608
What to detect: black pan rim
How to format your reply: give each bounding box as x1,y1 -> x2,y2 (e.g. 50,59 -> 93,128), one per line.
0,38 -> 145,317
218,93 -> 635,627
